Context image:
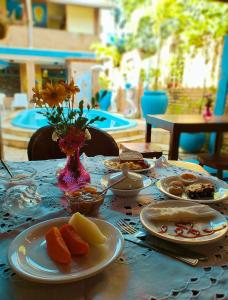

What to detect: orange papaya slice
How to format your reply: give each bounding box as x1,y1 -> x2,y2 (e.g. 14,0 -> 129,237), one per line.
60,224 -> 89,256
45,226 -> 71,264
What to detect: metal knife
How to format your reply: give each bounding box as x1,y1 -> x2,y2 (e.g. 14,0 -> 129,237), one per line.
125,235 -> 201,266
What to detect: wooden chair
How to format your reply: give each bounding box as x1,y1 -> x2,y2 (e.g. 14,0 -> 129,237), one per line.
120,142 -> 163,159
197,153 -> 228,179
27,126 -> 119,161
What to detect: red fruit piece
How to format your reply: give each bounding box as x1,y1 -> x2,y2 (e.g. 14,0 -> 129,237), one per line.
45,226 -> 71,264
60,224 -> 89,256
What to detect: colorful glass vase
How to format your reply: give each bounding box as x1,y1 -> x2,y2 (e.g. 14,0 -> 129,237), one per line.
57,147 -> 90,192
203,106 -> 213,121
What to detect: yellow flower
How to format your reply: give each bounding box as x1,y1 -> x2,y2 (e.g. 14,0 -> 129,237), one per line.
64,79 -> 80,96
42,82 -> 67,107
32,87 -> 43,107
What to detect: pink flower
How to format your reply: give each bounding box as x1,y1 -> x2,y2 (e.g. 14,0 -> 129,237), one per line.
58,126 -> 86,156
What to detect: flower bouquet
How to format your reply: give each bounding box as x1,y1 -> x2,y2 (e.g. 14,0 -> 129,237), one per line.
32,80 -> 105,191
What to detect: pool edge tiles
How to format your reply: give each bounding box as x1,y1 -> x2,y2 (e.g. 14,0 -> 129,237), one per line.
11,109 -> 137,132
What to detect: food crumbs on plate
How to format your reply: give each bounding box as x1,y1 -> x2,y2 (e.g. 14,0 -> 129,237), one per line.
69,212 -> 107,245
45,226 -> 71,264
60,224 -> 89,256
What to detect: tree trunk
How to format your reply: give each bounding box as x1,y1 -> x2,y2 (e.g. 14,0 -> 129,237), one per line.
154,37 -> 163,90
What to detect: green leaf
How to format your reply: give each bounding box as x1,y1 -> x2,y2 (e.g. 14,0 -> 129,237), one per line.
95,92 -> 100,102
100,90 -> 108,99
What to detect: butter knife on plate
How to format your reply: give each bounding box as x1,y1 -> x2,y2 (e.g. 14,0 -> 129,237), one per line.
125,234 -> 207,266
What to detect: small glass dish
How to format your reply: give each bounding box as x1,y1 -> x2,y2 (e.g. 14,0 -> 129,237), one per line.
179,173 -> 198,186
0,166 -> 37,186
64,185 -> 106,216
0,166 -> 41,216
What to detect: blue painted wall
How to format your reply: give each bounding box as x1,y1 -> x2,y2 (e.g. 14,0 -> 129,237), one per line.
210,35 -> 228,153
214,35 -> 228,116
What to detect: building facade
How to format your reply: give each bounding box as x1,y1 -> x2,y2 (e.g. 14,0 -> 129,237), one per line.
0,0 -> 114,102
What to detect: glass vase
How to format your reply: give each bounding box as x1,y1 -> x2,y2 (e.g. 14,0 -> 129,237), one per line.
57,147 -> 90,192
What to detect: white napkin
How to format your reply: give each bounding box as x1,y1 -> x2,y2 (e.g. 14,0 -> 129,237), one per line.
146,204 -> 216,222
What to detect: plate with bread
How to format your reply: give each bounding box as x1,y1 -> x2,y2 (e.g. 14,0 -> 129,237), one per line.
156,173 -> 228,204
104,151 -> 154,173
140,200 -> 228,245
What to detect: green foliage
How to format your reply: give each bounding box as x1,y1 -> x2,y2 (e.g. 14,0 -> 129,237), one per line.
148,68 -> 162,90
40,100 -> 106,134
98,74 -> 111,90
119,0 -> 150,20
117,0 -> 228,88
135,16 -> 157,56
91,42 -> 121,67
91,91 -> 108,108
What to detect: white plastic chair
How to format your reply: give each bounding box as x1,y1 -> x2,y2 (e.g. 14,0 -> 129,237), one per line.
0,93 -> 6,111
12,93 -> 28,109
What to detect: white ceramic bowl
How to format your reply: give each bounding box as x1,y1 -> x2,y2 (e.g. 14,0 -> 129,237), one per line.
101,173 -> 152,198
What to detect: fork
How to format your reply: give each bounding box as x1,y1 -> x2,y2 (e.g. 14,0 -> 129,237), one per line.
116,219 -> 207,266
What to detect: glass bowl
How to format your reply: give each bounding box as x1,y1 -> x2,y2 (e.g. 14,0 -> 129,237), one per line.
179,173 -> 198,186
0,166 -> 37,187
0,166 -> 41,216
64,185 -> 106,216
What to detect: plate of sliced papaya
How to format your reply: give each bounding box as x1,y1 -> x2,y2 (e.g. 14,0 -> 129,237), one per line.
8,213 -> 124,283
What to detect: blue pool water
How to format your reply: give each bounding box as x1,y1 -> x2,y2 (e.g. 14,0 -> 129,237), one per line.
11,108 -> 137,131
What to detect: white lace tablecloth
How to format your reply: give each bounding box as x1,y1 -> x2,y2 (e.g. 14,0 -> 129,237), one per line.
0,156 -> 228,300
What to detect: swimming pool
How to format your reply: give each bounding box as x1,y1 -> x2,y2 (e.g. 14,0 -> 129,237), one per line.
11,108 -> 137,131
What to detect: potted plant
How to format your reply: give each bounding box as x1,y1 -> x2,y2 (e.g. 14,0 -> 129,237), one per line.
141,68 -> 168,118
31,80 -> 106,191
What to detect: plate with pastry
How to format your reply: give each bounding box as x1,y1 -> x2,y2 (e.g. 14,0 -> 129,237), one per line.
156,173 -> 228,203
140,200 -> 228,245
104,151 -> 154,173
8,213 -> 124,283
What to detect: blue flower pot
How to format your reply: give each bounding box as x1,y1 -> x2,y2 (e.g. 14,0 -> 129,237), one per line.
180,133 -> 206,153
99,90 -> 112,111
141,90 -> 168,118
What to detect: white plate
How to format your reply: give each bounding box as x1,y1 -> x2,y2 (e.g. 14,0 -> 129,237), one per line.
104,158 -> 154,173
156,175 -> 228,204
140,200 -> 228,245
101,173 -> 151,197
8,217 -> 124,284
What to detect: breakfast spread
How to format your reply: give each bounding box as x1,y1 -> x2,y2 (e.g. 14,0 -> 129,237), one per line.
45,226 -> 72,265
109,164 -> 144,190
65,186 -> 104,215
167,185 -> 183,196
185,183 -> 215,199
105,151 -> 150,171
157,222 -> 226,238
147,204 -> 216,222
165,173 -> 215,200
180,173 -> 198,185
119,151 -> 144,162
69,212 -> 107,245
105,159 -> 149,171
45,213 -> 107,265
146,203 -> 226,239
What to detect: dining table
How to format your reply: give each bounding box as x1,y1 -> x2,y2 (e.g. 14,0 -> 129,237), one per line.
145,114 -> 228,160
0,156 -> 228,300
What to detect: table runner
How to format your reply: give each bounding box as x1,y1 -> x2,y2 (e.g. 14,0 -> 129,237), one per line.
0,157 -> 228,300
